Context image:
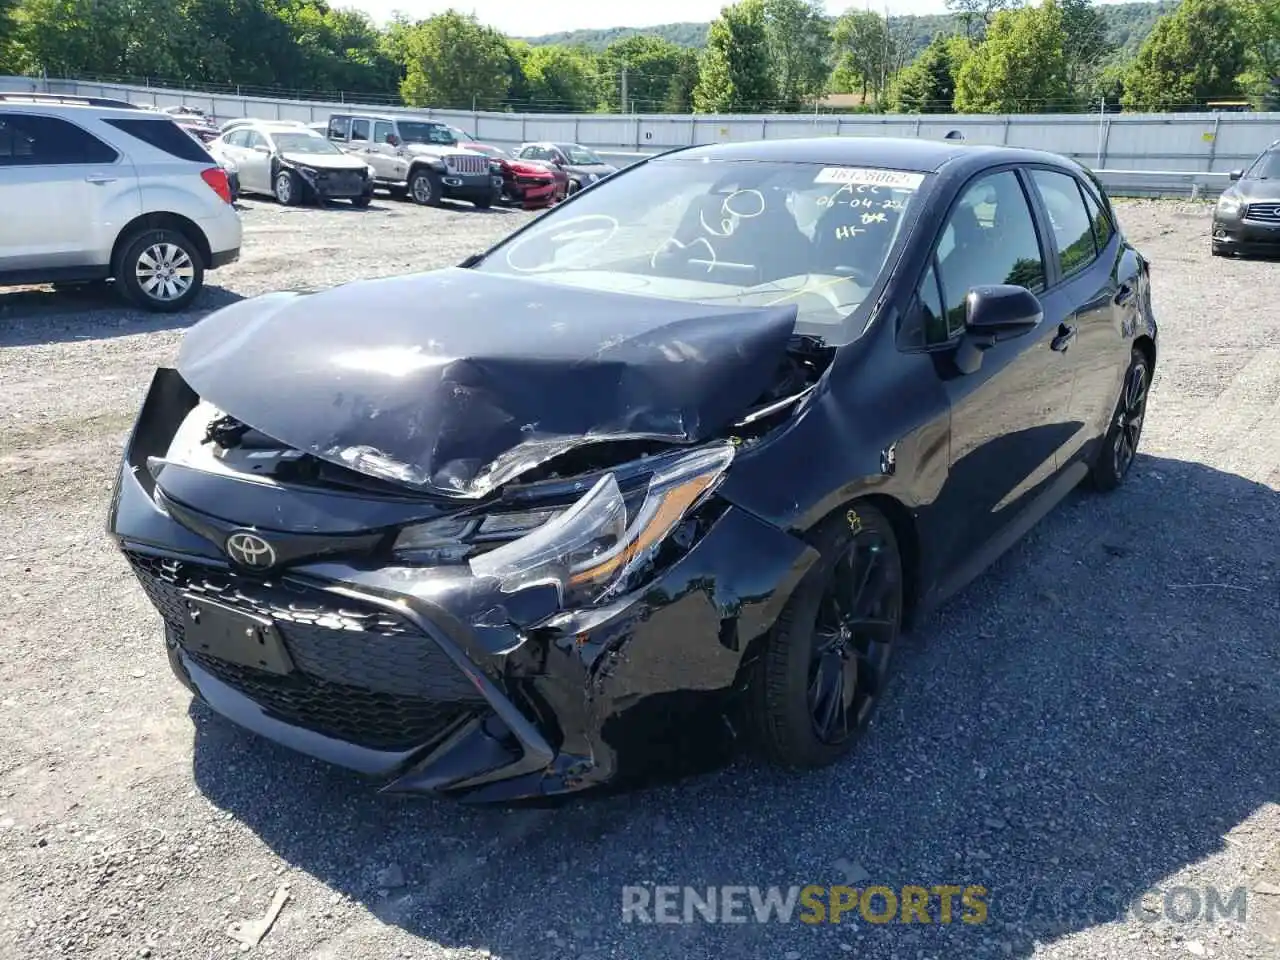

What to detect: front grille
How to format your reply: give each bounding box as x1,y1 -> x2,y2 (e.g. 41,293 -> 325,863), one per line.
1245,202 -> 1280,223
315,170 -> 365,196
515,174 -> 550,185
445,153 -> 488,175
126,551 -> 484,750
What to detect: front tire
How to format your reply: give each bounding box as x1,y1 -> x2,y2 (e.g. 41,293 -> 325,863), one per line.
273,169 -> 300,206
1087,347 -> 1150,491
747,503 -> 903,769
408,168 -> 442,206
114,228 -> 204,313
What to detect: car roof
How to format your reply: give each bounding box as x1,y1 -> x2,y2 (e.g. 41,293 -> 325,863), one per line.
0,94 -> 151,120
655,136 -> 1071,173
334,112 -> 444,124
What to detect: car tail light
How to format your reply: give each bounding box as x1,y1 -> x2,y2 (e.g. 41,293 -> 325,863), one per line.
200,167 -> 232,204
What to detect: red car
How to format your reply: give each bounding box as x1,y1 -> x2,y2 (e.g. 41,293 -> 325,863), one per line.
457,141 -> 567,209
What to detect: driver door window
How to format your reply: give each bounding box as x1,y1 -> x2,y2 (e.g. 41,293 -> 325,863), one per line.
935,170 -> 1046,338
349,119 -> 369,143
373,121 -> 394,146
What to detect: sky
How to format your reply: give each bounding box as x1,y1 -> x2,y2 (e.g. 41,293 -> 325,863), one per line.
344,0 -> 1142,35
346,0 -> 941,34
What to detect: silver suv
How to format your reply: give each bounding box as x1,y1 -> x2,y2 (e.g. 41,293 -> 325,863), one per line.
324,113 -> 500,208
0,94 -> 242,312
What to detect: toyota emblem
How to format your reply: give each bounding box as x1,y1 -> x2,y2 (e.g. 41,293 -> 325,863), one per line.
225,531 -> 276,569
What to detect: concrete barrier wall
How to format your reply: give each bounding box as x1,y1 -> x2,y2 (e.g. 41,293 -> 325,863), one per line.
5,74 -> 1278,197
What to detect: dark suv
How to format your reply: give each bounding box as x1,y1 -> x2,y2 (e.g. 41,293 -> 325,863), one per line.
1212,139 -> 1280,257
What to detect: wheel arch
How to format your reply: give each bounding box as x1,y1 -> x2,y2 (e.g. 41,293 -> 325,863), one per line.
111,213 -> 212,273
1133,333 -> 1156,374
856,493 -> 923,631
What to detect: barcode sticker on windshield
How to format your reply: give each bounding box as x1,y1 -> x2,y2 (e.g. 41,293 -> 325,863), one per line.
814,167 -> 926,190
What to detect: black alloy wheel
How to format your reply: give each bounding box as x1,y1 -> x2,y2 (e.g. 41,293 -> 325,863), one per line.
808,531 -> 899,745
749,502 -> 903,768
1088,347 -> 1150,491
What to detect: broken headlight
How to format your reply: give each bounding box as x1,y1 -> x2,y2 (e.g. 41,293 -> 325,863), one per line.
391,509 -> 561,560
468,444 -> 734,607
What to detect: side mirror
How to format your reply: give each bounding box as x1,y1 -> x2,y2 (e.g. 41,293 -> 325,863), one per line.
954,284 -> 1043,375
1228,169 -> 1243,181
386,134 -> 400,146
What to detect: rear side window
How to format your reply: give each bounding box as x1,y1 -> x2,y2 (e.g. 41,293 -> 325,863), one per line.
1081,185 -> 1115,252
0,113 -> 118,166
350,119 -> 370,142
104,118 -> 211,162
1029,169 -> 1097,278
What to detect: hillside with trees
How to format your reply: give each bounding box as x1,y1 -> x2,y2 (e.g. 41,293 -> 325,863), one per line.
0,0 -> 1275,114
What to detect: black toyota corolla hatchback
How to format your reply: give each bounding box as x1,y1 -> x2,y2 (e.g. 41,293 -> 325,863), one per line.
109,137 -> 1158,802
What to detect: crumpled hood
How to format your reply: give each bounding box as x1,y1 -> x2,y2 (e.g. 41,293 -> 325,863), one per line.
177,268 -> 798,499
281,151 -> 367,172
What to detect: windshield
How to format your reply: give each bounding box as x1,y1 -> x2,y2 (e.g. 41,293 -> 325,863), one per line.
273,133 -> 343,155
1246,150 -> 1280,179
473,159 -> 925,342
399,121 -> 456,145
562,145 -> 603,165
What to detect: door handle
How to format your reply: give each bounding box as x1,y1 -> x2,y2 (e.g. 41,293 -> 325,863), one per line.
84,174 -> 117,184
1051,322 -> 1077,352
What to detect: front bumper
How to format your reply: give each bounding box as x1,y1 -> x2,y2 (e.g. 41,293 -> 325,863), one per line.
441,175 -> 501,204
300,168 -> 370,199
108,371 -> 818,802
1212,217 -> 1280,255
505,182 -> 556,209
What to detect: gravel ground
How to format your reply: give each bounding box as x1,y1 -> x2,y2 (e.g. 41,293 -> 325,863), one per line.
0,196 -> 1276,960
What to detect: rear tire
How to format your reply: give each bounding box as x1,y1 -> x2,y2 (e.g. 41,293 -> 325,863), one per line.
114,228 -> 205,313
747,503 -> 903,769
1086,346 -> 1150,492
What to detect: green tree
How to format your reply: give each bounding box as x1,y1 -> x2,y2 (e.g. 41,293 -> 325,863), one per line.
761,0 -> 829,110
664,47 -> 701,110
692,0 -> 774,112
944,0 -> 1020,40
0,0 -> 21,72
598,34 -> 691,111
891,33 -> 972,112
831,9 -> 897,107
15,0 -> 193,79
1239,0 -> 1280,105
954,0 -> 1073,112
1061,0 -> 1112,100
1121,0 -> 1248,110
398,10 -> 511,109
520,44 -> 598,111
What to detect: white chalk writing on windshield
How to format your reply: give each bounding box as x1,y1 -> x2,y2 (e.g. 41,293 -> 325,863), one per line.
652,189 -> 765,273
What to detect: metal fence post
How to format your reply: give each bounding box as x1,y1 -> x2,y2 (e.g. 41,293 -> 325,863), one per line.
1206,113 -> 1222,171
